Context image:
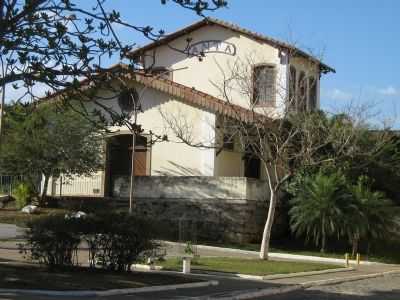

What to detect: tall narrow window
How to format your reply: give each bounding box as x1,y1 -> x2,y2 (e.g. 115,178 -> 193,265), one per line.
298,71 -> 307,111
288,66 -> 297,111
252,65 -> 276,106
308,77 -> 317,111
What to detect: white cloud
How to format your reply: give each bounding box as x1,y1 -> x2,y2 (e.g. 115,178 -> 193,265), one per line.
322,88 -> 353,101
378,86 -> 399,96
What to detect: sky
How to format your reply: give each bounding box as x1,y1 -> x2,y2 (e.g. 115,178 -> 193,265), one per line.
6,1 -> 398,126
99,0 -> 399,127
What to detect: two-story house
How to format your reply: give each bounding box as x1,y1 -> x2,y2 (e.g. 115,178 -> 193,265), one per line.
48,18 -> 334,242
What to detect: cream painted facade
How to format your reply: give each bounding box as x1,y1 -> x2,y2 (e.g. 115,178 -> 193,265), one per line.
47,19 -> 332,197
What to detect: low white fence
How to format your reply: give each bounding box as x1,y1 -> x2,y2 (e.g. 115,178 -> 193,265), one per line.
45,174 -> 103,197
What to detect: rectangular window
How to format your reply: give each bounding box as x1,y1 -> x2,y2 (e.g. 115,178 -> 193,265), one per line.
252,65 -> 276,106
308,77 -> 317,111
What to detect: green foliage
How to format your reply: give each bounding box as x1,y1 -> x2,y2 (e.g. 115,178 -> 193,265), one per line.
12,182 -> 34,209
23,215 -> 82,267
23,212 -> 158,271
288,170 -> 399,254
184,241 -> 194,255
83,213 -> 158,271
289,171 -> 352,252
0,103 -> 104,201
346,176 -> 399,253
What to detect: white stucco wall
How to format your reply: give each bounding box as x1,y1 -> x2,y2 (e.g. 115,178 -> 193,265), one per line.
142,25 -> 290,116
87,82 -> 216,177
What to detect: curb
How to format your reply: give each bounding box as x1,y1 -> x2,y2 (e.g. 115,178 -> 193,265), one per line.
181,267 -> 353,281
262,267 -> 354,280
0,280 -> 219,297
300,269 -> 400,288
164,241 -> 384,266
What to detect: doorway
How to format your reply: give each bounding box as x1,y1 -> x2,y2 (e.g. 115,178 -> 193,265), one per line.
105,134 -> 149,197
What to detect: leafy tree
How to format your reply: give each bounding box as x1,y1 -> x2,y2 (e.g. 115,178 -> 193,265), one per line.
0,103 -> 104,204
347,176 -> 399,256
288,171 -> 351,253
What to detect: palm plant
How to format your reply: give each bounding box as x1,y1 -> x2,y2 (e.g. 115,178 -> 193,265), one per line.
348,176 -> 398,256
289,171 -> 351,253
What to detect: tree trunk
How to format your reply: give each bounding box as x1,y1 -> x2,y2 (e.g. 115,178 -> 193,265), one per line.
40,175 -> 49,206
321,220 -> 326,253
259,189 -> 277,260
321,234 -> 326,253
352,237 -> 359,258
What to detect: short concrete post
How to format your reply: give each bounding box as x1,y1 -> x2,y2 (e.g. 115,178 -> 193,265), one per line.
345,253 -> 349,267
356,253 -> 361,265
182,256 -> 191,274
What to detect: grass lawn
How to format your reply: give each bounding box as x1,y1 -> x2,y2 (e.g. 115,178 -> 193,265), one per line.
0,263 -> 197,290
0,208 -> 68,228
159,257 -> 340,276
197,240 -> 400,265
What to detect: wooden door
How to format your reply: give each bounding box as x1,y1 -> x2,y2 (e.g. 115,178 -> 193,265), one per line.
134,148 -> 147,176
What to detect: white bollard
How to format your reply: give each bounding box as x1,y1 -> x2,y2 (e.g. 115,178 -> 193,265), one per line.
182,256 -> 191,274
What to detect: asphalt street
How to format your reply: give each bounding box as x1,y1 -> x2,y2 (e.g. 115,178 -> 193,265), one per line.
260,274 -> 400,300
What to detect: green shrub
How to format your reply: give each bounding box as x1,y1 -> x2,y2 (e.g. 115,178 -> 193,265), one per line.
23,215 -> 82,267
82,212 -> 158,271
12,182 -> 33,209
23,212 -> 158,271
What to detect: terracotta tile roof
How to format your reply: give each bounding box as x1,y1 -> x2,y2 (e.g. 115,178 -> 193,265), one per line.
127,17 -> 335,74
127,70 -> 263,123
41,63 -> 264,123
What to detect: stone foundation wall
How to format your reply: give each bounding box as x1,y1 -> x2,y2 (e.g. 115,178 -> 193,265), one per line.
56,176 -> 288,243
115,176 -> 287,243
132,197 -> 288,244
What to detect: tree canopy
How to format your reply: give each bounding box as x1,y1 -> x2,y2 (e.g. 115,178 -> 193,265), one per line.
0,102 -> 104,201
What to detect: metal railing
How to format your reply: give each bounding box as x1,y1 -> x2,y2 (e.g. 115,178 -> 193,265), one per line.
0,175 -> 23,195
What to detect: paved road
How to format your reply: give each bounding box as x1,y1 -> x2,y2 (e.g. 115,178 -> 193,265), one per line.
262,274 -> 400,300
0,274 -> 399,300
0,223 -> 19,240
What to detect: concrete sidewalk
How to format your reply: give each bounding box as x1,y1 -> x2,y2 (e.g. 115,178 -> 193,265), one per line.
1,239 -> 399,299
0,223 -> 25,240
